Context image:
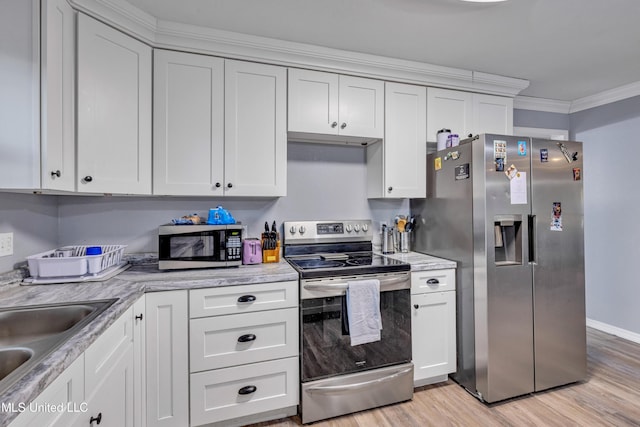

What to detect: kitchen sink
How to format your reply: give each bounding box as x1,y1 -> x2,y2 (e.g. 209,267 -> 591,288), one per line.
0,299 -> 117,394
0,348 -> 33,381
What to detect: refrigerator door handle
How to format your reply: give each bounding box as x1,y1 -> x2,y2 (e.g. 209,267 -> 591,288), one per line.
528,214 -> 537,264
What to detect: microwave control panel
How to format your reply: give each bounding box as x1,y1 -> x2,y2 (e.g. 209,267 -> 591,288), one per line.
226,230 -> 242,260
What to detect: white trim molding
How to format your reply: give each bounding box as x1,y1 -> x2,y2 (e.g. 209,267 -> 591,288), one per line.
514,96 -> 571,114
569,80 -> 640,113
587,318 -> 640,345
69,0 -> 530,97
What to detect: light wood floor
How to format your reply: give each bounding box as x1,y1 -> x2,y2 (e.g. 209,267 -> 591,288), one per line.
252,328 -> 640,426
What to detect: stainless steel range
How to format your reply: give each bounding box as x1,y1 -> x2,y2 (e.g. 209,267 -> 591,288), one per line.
283,220 -> 414,424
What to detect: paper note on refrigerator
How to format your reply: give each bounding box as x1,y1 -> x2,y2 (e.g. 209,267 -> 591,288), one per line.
510,172 -> 527,204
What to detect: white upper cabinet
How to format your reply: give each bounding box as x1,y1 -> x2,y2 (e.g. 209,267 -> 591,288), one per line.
77,13 -> 152,194
0,0 -> 75,191
426,87 -> 513,142
288,68 -> 384,141
426,88 -> 473,141
472,93 -> 514,136
224,60 -> 287,197
153,50 -> 224,196
154,54 -> 286,197
368,82 -> 426,198
41,0 -> 75,191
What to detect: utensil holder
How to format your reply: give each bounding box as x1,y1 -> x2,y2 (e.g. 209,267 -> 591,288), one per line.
397,231 -> 410,253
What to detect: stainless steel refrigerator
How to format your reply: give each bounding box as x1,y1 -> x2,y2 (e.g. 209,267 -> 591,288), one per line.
411,134 -> 586,403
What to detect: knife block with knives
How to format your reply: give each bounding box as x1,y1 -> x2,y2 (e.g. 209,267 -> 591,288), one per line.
261,221 -> 280,263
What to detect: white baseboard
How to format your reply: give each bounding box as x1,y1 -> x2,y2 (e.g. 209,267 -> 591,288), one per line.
586,318 -> 640,344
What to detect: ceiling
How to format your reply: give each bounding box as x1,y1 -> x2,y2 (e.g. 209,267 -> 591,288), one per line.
125,0 -> 640,101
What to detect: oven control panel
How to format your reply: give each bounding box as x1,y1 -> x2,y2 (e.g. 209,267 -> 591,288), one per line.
284,220 -> 373,244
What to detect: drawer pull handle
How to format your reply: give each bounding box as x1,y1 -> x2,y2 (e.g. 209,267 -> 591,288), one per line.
427,278 -> 440,285
237,295 -> 256,303
238,385 -> 257,395
238,334 -> 256,343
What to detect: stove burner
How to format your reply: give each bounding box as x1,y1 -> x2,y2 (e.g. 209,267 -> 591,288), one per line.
345,256 -> 373,266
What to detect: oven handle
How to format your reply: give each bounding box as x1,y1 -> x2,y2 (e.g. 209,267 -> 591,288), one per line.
303,275 -> 410,292
305,367 -> 413,395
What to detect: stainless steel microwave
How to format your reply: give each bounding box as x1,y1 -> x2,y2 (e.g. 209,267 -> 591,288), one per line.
158,224 -> 242,270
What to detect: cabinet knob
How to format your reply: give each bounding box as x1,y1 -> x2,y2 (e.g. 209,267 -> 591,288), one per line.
227,183 -> 233,188
237,334 -> 257,343
215,182 -> 221,188
90,412 -> 102,425
341,122 -> 347,129
388,186 -> 393,193
83,176 -> 93,183
238,385 -> 257,395
135,313 -> 143,321
414,304 -> 419,310
51,170 -> 61,178
331,121 -> 338,128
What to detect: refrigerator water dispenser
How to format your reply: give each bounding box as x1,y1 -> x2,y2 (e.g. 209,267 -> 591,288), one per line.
494,215 -> 522,266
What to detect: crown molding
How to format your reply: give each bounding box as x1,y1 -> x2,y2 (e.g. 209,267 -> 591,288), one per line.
69,0 -> 529,97
569,80 -> 640,113
513,96 -> 571,114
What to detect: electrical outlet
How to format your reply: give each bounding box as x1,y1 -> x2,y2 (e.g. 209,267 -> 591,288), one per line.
0,233 -> 14,257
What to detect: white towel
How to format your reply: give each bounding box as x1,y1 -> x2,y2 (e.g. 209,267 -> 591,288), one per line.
346,279 -> 382,346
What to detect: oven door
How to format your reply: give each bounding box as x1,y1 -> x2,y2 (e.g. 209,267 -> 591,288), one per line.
300,272 -> 412,382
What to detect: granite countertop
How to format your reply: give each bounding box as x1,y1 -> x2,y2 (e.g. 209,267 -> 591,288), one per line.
380,251 -> 457,271
0,260 -> 298,426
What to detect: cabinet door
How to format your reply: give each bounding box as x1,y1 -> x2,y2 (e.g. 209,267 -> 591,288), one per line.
132,297 -> 146,427
82,306 -> 134,427
146,291 -> 189,427
338,75 -> 384,138
426,87 -> 473,141
75,344 -> 134,427
77,13 -> 152,194
411,291 -> 456,385
224,60 -> 287,197
8,355 -> 84,427
41,0 -> 75,191
472,93 -> 514,135
382,82 -> 426,198
288,68 -> 339,135
0,0 -> 39,189
153,50 -> 224,196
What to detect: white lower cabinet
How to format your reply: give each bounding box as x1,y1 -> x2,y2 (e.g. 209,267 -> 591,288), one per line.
145,291 -> 189,427
411,269 -> 457,387
188,281 -> 299,426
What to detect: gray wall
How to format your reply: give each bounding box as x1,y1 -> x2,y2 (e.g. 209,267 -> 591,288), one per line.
5,142 -> 405,260
570,96 -> 640,335
0,192 -> 58,273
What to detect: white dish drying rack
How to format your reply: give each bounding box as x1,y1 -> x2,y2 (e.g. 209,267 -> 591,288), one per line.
25,245 -> 128,284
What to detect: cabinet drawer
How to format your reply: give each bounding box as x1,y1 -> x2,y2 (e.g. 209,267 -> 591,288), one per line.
411,269 -> 455,294
190,307 -> 298,372
190,357 -> 298,427
189,281 -> 298,318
